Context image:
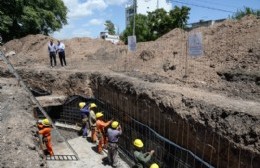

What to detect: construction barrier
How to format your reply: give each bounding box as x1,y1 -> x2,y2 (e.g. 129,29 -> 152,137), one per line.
59,95 -> 213,168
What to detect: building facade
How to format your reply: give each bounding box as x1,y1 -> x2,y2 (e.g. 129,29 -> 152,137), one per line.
125,0 -> 172,27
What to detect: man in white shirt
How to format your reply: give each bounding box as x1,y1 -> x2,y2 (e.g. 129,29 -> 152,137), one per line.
48,39 -> 56,67
56,40 -> 67,66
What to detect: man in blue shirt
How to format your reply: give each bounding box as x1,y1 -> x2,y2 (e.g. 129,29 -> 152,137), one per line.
79,102 -> 90,138
107,121 -> 122,167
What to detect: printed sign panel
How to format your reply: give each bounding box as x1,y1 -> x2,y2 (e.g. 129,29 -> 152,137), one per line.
188,32 -> 203,57
128,36 -> 136,52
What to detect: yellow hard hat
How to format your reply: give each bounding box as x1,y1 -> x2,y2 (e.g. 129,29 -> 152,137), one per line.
111,121 -> 119,129
150,163 -> 159,168
42,119 -> 50,126
79,102 -> 86,109
89,103 -> 97,109
133,139 -> 143,148
96,112 -> 103,118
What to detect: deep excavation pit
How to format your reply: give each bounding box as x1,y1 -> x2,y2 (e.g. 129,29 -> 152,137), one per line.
1,66 -> 259,167
10,68 -> 260,168
35,95 -> 212,167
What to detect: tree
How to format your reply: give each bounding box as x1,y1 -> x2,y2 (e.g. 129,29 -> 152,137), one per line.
104,20 -> 116,35
169,6 -> 190,28
148,6 -> 190,38
0,0 -> 67,42
147,8 -> 172,38
121,14 -> 152,44
232,7 -> 260,20
121,6 -> 190,43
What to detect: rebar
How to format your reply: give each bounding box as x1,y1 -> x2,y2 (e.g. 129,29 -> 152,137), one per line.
250,152 -> 254,168
201,129 -> 207,168
238,146 -> 241,168
210,133 -> 215,165
217,134 -> 220,168
227,140 -> 230,168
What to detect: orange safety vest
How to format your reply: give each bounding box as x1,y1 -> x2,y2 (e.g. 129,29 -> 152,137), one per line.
96,119 -> 110,135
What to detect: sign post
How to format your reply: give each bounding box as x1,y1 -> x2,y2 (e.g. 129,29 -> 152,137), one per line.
184,32 -> 203,77
188,32 -> 203,57
128,35 -> 137,52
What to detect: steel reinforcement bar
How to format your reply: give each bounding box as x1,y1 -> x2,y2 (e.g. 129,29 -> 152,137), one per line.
94,98 -> 214,168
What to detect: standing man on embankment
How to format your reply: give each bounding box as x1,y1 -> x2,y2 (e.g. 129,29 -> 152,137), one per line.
56,40 -> 66,67
48,39 -> 56,68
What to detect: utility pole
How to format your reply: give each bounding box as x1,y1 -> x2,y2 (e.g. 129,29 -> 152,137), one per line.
117,26 -> 120,36
133,0 -> 136,36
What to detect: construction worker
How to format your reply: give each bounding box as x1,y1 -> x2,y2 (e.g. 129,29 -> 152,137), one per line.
150,163 -> 159,168
96,112 -> 112,154
133,139 -> 155,168
107,121 -> 122,167
89,103 -> 98,143
79,102 -> 90,138
37,118 -> 54,156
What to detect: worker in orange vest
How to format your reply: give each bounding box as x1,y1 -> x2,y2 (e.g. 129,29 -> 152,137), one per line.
88,103 -> 98,143
96,112 -> 112,154
38,118 -> 54,156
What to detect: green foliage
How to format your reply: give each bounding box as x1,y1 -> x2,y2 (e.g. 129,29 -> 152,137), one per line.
121,14 -> 153,44
169,6 -> 190,28
232,7 -> 260,20
104,20 -> 116,35
121,6 -> 190,43
148,8 -> 171,38
0,0 -> 67,42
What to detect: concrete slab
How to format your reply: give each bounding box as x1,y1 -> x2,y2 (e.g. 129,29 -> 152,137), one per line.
36,95 -> 67,106
54,122 -> 81,131
47,137 -> 130,168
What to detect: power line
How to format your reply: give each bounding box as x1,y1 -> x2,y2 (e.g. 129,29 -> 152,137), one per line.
195,0 -> 239,9
170,0 -> 235,13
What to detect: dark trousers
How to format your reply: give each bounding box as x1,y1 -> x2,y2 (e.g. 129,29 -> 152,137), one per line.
49,52 -> 56,66
108,143 -> 119,167
58,51 -> 66,66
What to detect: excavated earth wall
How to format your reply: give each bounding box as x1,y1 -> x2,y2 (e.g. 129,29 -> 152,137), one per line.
1,66 -> 259,167
90,72 -> 260,168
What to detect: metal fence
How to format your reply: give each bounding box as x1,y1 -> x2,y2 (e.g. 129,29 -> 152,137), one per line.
56,95 -> 213,168
95,98 -> 213,168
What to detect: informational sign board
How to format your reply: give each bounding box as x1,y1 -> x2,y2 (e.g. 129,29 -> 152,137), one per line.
128,35 -> 136,52
188,32 -> 203,57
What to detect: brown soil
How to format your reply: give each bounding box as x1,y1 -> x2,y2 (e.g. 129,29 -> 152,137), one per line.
0,15 -> 259,167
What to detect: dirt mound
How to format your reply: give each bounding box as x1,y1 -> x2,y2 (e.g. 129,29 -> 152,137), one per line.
2,35 -> 123,68
2,34 -> 52,66
112,15 -> 260,101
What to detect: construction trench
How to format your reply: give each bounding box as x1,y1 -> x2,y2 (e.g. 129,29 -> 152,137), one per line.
0,50 -> 260,168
